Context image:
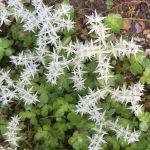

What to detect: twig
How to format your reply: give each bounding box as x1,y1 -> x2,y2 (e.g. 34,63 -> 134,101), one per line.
25,140 -> 32,148
111,0 -> 150,11
123,17 -> 150,22
103,0 -> 150,14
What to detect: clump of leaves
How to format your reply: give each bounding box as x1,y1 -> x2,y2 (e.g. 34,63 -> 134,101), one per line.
104,13 -> 123,33
0,38 -> 14,60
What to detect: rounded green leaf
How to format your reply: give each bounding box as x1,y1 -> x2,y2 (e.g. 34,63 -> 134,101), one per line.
39,92 -> 49,104
104,13 -> 123,33
68,131 -> 88,150
139,121 -> 149,131
5,48 -> 14,56
0,38 -> 13,48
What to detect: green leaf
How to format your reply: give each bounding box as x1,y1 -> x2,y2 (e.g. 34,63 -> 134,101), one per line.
62,36 -> 71,46
53,98 -> 69,118
24,104 -> 33,110
139,121 -> 149,131
106,136 -> 120,150
68,131 -> 88,150
111,101 -> 132,118
140,76 -> 147,84
23,34 -> 36,47
0,38 -> 13,49
67,112 -> 81,124
140,68 -> 150,84
107,108 -> 116,117
113,74 -> 124,85
118,118 -> 134,127
141,58 -> 150,68
106,0 -> 113,9
129,139 -> 148,150
35,128 -> 44,140
100,102 -> 111,110
41,105 -> 49,116
119,139 -> 128,148
63,28 -> 75,36
11,24 -> 23,40
5,48 -> 14,56
30,116 -> 38,125
53,123 -> 68,140
104,13 -> 123,33
76,118 -> 95,129
130,62 -> 143,75
39,92 -> 49,104
135,52 -> 146,64
138,112 -> 150,122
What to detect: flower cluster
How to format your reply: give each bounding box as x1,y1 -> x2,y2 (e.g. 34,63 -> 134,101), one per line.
111,82 -> 144,116
76,84 -> 142,148
108,119 -> 140,144
0,69 -> 16,106
7,0 -> 74,87
76,87 -> 109,116
70,66 -> 86,91
86,10 -> 110,46
0,2 -> 10,29
94,56 -> 113,84
75,11 -> 144,150
110,37 -> 142,58
0,0 -> 147,149
3,115 -> 21,148
0,0 -> 74,106
45,51 -> 69,85
88,127 -> 107,150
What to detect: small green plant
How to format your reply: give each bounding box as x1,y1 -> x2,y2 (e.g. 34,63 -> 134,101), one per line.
106,0 -> 114,9
104,13 -> 123,33
0,38 -> 14,60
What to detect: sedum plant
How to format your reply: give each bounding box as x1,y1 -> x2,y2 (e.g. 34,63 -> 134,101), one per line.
0,0 -> 149,150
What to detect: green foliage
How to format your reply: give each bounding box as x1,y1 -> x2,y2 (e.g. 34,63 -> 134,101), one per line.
139,121 -> 149,131
11,24 -> 36,48
104,13 -> 123,33
0,38 -> 13,48
62,36 -> 72,45
127,52 -> 150,84
110,98 -> 132,119
53,97 -> 70,118
140,68 -> 150,84
39,92 -> 49,104
138,112 -> 150,123
125,139 -> 148,150
0,38 -> 14,60
106,0 -> 114,9
106,136 -> 120,150
130,62 -> 143,75
0,1 -> 150,150
68,131 -> 89,150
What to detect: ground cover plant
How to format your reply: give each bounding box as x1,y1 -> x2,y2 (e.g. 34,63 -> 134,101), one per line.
0,0 -> 150,150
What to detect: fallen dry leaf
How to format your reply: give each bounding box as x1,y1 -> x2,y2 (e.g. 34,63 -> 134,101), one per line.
123,19 -> 131,30
143,29 -> 150,35
131,22 -> 143,33
138,20 -> 145,29
147,33 -> 150,39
